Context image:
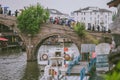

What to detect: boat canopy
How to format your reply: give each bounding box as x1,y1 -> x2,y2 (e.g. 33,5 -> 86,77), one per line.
0,37 -> 8,41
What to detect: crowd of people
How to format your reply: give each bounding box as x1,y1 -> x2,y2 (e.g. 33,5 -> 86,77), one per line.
49,17 -> 77,29
49,17 -> 111,33
0,4 -> 19,17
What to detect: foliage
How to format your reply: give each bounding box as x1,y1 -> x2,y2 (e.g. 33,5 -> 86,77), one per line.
112,34 -> 120,47
73,22 -> 86,38
100,36 -> 112,44
86,34 -> 99,44
104,62 -> 120,80
17,3 -> 49,36
73,22 -> 99,44
105,72 -> 120,80
109,46 -> 120,64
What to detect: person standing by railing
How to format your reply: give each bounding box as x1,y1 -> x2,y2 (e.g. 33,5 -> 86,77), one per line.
0,5 -> 3,14
8,10 -> 11,16
15,10 -> 19,17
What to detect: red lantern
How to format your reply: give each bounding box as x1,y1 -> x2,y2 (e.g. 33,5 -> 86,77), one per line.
64,47 -> 68,52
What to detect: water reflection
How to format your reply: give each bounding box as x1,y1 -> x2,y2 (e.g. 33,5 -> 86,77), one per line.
0,46 -> 104,80
0,50 -> 26,80
89,72 -> 105,80
21,62 -> 40,80
0,48 -> 42,80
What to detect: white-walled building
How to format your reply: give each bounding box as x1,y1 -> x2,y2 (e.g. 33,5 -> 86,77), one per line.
48,9 -> 69,19
72,7 -> 113,31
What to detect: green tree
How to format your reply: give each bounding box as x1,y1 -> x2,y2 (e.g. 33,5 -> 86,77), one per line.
73,22 -> 86,41
104,62 -> 120,80
17,3 -> 49,36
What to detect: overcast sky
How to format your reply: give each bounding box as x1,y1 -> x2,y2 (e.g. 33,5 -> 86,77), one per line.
1,0 -> 116,14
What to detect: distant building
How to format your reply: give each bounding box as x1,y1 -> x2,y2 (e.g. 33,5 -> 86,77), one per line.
72,7 -> 113,31
47,9 -> 69,19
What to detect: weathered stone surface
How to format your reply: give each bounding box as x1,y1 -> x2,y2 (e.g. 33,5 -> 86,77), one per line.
110,4 -> 120,34
0,14 -> 112,61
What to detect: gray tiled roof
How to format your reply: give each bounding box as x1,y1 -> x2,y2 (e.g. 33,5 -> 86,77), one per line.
73,7 -> 112,13
47,9 -> 63,15
99,9 -> 112,12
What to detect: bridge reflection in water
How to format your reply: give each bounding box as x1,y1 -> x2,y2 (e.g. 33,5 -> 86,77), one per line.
0,49 -> 41,80
0,47 -> 105,80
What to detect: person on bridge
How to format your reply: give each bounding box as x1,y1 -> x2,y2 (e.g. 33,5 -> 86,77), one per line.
0,5 -> 3,14
15,10 -> 19,17
8,10 -> 11,16
97,25 -> 100,32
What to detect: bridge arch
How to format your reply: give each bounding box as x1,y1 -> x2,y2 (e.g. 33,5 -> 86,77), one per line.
33,33 -> 81,60
0,15 -> 112,61
0,16 -> 26,48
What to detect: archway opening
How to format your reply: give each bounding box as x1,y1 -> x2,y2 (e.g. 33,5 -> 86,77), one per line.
35,34 -> 80,66
0,23 -> 23,51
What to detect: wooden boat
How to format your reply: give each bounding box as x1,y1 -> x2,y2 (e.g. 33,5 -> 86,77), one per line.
40,56 -> 90,80
37,47 -> 75,71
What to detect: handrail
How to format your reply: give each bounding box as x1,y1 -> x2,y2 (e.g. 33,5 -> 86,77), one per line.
87,58 -> 96,72
80,67 -> 86,80
67,55 -> 81,75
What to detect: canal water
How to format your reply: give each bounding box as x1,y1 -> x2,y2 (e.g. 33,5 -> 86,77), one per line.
0,44 -> 105,80
0,48 -> 41,80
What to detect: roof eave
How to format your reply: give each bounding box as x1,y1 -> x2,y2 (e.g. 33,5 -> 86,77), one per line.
107,0 -> 120,7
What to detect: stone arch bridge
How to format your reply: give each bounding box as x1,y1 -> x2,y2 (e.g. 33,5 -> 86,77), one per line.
0,14 -> 112,61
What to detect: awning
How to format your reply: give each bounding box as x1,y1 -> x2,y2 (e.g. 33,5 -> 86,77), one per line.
0,37 -> 8,41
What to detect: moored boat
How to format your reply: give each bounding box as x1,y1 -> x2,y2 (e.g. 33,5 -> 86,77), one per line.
37,46 -> 76,71
40,55 -> 91,80
40,57 -> 67,80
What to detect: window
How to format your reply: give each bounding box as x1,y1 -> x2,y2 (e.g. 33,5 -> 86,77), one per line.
95,12 -> 96,15
106,20 -> 107,23
101,12 -> 103,15
55,52 -> 61,57
81,17 -> 83,20
98,20 -> 99,24
95,17 -> 96,20
108,13 -> 109,16
81,13 -> 83,15
84,12 -> 85,15
98,15 -> 99,18
90,12 -> 92,15
90,17 -> 92,20
77,12 -> 78,16
105,15 -> 107,18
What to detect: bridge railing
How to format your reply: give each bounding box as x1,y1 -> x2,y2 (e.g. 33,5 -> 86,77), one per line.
66,55 -> 81,75
80,67 -> 86,80
0,14 -> 16,21
87,58 -> 96,72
